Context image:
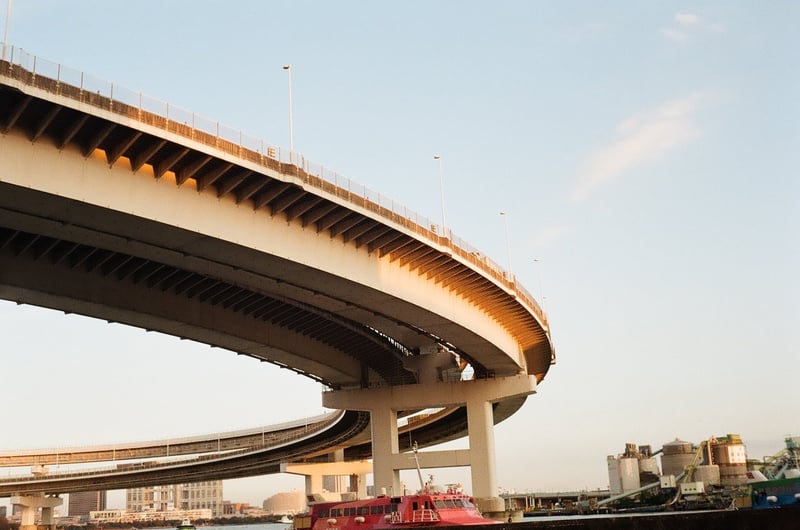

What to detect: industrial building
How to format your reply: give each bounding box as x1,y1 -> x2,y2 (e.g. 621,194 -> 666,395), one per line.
601,434 -> 800,512
607,434 -> 750,497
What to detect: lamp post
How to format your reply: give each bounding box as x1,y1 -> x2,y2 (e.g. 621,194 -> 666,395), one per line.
2,0 -> 12,62
282,64 -> 294,163
434,155 -> 446,237
533,258 -> 545,310
500,211 -> 513,279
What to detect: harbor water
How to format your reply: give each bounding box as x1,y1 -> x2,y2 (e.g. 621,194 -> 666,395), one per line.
143,510 -> 797,530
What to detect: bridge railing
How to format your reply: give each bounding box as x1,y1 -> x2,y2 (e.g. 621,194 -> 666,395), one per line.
0,46 -> 547,329
0,414 -> 336,482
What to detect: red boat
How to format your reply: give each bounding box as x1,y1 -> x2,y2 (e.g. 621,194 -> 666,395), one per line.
292,488 -> 499,529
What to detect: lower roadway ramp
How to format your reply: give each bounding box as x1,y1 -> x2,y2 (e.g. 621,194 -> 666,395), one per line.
0,395 -> 525,496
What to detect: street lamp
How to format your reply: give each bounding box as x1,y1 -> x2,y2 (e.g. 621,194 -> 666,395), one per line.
434,155 -> 446,237
500,211 -> 513,279
533,258 -> 545,310
2,0 -> 12,62
283,64 -> 294,163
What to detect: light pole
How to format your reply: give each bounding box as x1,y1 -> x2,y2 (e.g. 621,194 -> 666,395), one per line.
434,155 -> 446,237
2,0 -> 12,62
500,211 -> 513,279
282,64 -> 294,163
533,258 -> 545,310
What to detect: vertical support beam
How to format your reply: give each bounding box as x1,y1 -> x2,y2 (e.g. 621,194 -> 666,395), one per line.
19,503 -> 36,530
371,405 -> 400,495
41,505 -> 56,528
351,472 -> 368,498
325,449 -> 346,493
466,398 -> 497,500
305,474 -> 323,496
465,398 -> 505,516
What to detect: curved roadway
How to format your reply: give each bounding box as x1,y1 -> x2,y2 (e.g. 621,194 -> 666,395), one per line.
0,50 -> 553,495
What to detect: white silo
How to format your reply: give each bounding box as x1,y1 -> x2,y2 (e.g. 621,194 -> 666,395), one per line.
619,457 -> 641,492
607,455 -> 623,495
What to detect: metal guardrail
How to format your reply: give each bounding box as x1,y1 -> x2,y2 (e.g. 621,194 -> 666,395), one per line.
0,45 -> 546,328
0,413 -> 337,483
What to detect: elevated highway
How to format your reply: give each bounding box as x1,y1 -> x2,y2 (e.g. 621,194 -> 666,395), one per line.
0,47 -> 554,513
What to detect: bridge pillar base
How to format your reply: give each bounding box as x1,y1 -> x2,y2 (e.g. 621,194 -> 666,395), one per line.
281,461 -> 372,499
473,496 -> 505,521
322,376 -> 537,504
12,494 -> 63,530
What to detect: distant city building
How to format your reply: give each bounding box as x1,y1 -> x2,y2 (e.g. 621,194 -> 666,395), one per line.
69,491 -> 107,521
127,480 -> 223,517
90,508 -> 212,524
262,490 -> 306,515
222,502 -> 267,517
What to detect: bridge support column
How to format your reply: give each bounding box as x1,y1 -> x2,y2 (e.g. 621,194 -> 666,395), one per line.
12,494 -> 63,530
370,405 -> 401,495
465,397 -> 503,516
306,474 -> 323,497
323,374 -> 536,518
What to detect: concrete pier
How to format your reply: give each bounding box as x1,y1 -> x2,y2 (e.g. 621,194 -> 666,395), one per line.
11,494 -> 63,530
323,374 -> 538,517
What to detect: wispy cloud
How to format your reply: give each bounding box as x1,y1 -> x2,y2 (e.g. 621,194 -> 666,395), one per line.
675,13 -> 699,27
571,93 -> 705,201
662,12 -> 725,42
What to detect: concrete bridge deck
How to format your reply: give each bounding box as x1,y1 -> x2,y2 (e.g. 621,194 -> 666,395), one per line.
0,47 -> 554,507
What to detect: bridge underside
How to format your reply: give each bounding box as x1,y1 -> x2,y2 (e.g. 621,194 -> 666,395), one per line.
0,76 -> 554,389
0,56 -> 554,507
0,182 -> 417,387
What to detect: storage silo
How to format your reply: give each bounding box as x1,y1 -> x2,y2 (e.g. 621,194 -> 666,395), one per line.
713,434 -> 748,486
619,457 -> 641,492
639,457 -> 660,476
661,439 -> 696,477
607,456 -> 623,495
694,464 -> 721,487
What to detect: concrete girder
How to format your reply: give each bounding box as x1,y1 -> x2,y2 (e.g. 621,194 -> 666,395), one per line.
176,153 -> 213,185
235,176 -> 270,204
0,91 -> 548,389
254,181 -> 293,210
286,195 -> 324,222
31,105 -> 61,143
82,121 -> 116,157
106,130 -> 142,166
57,114 -> 90,150
1,94 -> 31,133
216,168 -> 252,197
154,146 -> 190,178
196,161 -> 234,191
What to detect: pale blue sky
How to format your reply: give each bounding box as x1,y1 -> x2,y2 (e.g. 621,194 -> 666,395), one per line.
1,0 -> 798,509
